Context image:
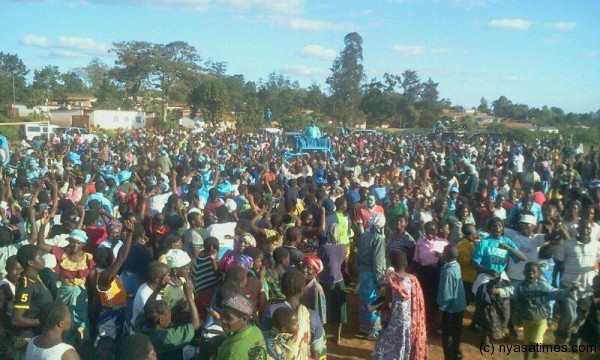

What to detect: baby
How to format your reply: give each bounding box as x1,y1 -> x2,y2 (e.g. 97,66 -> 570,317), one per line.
265,307 -> 300,359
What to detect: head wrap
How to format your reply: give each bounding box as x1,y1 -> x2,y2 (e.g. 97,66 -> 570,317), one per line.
222,293 -> 254,318
69,229 -> 89,243
369,213 -> 386,231
238,233 -> 256,248
322,198 -> 335,215
165,249 -> 192,269
107,220 -> 123,233
303,255 -> 323,274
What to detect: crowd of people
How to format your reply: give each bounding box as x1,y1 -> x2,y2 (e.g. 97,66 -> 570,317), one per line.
0,124 -> 598,360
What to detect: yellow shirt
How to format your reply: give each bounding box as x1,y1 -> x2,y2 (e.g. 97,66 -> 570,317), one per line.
456,238 -> 477,283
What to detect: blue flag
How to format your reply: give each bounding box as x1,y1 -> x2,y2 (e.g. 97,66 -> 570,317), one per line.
0,136 -> 10,167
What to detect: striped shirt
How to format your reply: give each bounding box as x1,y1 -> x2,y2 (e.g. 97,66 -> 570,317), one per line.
192,256 -> 221,292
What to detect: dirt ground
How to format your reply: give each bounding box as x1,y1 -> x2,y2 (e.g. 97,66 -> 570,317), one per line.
326,285 -> 584,360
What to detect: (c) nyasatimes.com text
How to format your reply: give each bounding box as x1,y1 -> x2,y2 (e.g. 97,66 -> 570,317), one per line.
480,342 -> 597,356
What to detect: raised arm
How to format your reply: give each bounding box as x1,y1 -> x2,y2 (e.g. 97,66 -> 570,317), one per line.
36,210 -> 53,253
48,178 -> 59,219
98,219 -> 135,290
183,274 -> 201,330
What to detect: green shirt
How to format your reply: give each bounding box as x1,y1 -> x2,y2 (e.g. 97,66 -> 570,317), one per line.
385,202 -> 408,226
138,322 -> 195,360
216,325 -> 266,360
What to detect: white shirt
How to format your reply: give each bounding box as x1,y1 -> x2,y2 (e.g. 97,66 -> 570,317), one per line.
205,222 -> 236,259
98,239 -> 124,261
504,229 -> 546,281
513,154 -> 525,173
567,221 -> 600,243
25,337 -> 74,360
147,192 -> 172,217
556,238 -> 600,291
131,283 -> 162,326
43,234 -> 70,270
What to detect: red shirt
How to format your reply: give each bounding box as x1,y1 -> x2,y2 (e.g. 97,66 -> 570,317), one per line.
83,226 -> 108,253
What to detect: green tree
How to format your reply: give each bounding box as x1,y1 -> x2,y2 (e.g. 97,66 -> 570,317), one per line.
0,52 -> 28,110
96,76 -> 131,110
492,95 -> 513,118
478,97 -> 489,114
188,78 -> 230,128
32,65 -> 61,100
360,79 -> 393,127
77,58 -> 110,93
111,41 -> 154,100
417,78 -> 441,128
304,83 -> 326,114
61,71 -> 88,94
326,32 -> 365,126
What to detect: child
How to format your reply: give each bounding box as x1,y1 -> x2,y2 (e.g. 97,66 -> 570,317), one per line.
283,227 -> 305,266
474,276 -> 514,345
456,224 -> 479,307
265,306 -> 300,360
264,247 -> 290,301
191,237 -> 221,322
437,246 -> 466,360
571,275 -> 600,358
513,262 -> 579,359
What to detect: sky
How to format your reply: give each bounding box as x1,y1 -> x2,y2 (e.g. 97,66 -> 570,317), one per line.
2,0 -> 599,113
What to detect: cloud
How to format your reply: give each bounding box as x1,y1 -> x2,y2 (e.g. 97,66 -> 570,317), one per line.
218,0 -> 303,15
300,45 -> 336,61
19,34 -> 52,48
285,18 -> 353,32
543,22 -> 576,31
390,45 -> 425,56
488,18 -> 531,30
283,65 -> 326,77
390,44 -> 450,56
19,34 -> 110,57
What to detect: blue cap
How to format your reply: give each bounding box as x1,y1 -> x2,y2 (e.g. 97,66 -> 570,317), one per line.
450,186 -> 459,193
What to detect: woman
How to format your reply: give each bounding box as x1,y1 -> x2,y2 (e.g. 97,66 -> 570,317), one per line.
37,212 -> 95,345
163,249 -> 193,309
217,293 -> 266,360
300,255 -> 326,325
25,301 -> 80,360
357,214 -> 387,339
92,219 -> 134,342
373,249 -> 427,360
317,223 -> 347,344
297,209 -> 325,255
385,216 -> 415,263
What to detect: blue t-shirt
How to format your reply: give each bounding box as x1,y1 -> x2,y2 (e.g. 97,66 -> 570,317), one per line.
472,236 -> 521,274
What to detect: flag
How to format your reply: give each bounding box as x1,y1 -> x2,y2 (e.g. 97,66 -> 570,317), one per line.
0,136 -> 10,167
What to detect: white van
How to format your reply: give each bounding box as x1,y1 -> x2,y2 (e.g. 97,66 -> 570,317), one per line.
19,124 -> 59,141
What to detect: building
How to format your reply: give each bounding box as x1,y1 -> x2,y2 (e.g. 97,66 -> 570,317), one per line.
62,94 -> 97,109
89,110 -> 146,130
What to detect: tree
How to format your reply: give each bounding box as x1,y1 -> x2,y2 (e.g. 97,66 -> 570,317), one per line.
111,41 -> 154,101
304,83 -> 326,114
31,65 -> 62,100
326,32 -> 366,126
0,52 -> 28,109
149,41 -> 202,121
188,78 -> 229,128
478,97 -> 489,114
492,96 -> 513,118
96,76 -> 131,110
360,79 -> 393,127
77,58 -> 110,93
61,71 -> 87,94
417,78 -> 441,128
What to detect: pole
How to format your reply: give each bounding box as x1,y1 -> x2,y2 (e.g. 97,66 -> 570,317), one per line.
12,75 -> 16,105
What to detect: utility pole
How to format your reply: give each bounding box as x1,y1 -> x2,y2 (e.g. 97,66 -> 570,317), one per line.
12,75 -> 16,105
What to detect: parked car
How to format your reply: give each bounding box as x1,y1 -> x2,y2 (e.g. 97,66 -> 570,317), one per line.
55,127 -> 99,143
20,124 -> 59,141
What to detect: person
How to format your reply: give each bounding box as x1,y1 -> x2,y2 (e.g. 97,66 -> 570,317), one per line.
135,273 -> 201,360
265,108 -> 272,127
299,255 -> 326,325
25,301 -> 80,360
130,261 -> 170,326
216,293 -> 266,360
283,227 -> 304,266
571,275 -> 600,360
163,249 -> 193,309
412,220 -> 448,332
513,262 -> 579,360
385,216 -> 415,263
355,195 -> 384,235
0,255 -> 22,358
118,333 -> 158,360
264,306 -> 300,360
357,213 -> 386,338
37,212 -> 96,344
554,219 -> 600,345
261,270 -> 326,359
317,223 -> 347,344
437,246 -> 466,360
264,247 -> 289,301
372,249 -> 428,360
191,237 -> 221,322
10,245 -> 53,359
456,224 -> 478,307
92,218 -> 134,343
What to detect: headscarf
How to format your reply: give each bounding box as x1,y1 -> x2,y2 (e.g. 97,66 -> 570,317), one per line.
222,293 -> 254,318
69,229 -> 89,243
322,198 -> 335,216
165,249 -> 192,268
368,213 -> 386,233
238,233 -> 256,248
107,219 -> 123,233
303,254 -> 323,274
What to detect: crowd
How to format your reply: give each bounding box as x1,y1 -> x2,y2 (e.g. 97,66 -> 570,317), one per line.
0,124 -> 598,360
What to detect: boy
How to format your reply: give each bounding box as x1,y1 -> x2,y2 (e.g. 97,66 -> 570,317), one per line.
283,226 -> 305,266
131,261 -> 170,326
437,246 -> 466,360
513,262 -> 579,359
191,237 -> 221,322
265,306 -> 300,359
456,224 -> 478,307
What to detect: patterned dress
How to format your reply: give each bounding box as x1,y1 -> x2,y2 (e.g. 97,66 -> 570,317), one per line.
373,277 -> 412,360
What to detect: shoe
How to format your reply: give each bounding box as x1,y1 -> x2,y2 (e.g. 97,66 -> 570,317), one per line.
367,331 -> 379,341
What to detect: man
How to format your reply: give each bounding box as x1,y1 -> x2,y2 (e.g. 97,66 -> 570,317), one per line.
554,219 -> 600,345
11,245 -> 53,359
183,212 -> 204,259
157,150 -> 173,175
355,195 -> 384,235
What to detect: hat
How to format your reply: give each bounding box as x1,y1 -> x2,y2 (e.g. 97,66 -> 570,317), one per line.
69,229 -> 89,243
160,150 -> 167,156
519,214 -> 537,225
222,293 -> 254,318
165,249 -> 192,268
450,186 -> 459,193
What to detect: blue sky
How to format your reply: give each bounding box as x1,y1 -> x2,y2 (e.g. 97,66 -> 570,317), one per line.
2,0 -> 599,113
